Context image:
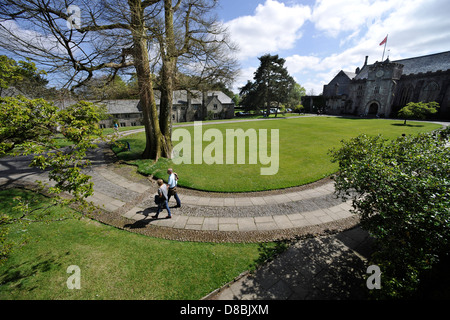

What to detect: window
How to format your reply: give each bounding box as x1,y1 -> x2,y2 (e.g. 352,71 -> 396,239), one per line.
120,123 -> 126,127
100,124 -> 106,129
213,104 -> 218,110
131,122 -> 137,127
357,85 -> 364,97
374,86 -> 380,94
400,85 -> 414,106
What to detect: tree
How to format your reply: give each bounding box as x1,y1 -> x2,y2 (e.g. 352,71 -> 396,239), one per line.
239,54 -> 295,117
74,75 -> 138,100
287,82 -> 306,110
0,0 -> 236,160
0,55 -> 48,97
329,130 -> 450,299
239,80 -> 262,112
0,96 -> 107,264
398,101 -> 439,125
1,54 -> 107,264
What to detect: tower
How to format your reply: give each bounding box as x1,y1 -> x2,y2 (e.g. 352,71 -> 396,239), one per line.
361,59 -> 404,117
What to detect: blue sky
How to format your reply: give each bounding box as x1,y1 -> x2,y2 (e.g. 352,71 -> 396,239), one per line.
217,0 -> 450,94
1,0 -> 449,96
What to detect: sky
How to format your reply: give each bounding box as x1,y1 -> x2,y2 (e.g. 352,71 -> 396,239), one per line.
216,0 -> 450,95
1,0 -> 449,96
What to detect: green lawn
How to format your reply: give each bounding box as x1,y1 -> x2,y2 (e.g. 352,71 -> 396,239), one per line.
114,117 -> 442,192
0,189 -> 263,300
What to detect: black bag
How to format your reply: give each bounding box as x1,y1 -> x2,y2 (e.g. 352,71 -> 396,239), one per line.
154,194 -> 161,204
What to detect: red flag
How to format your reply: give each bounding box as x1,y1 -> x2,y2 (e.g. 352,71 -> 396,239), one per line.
379,35 -> 388,46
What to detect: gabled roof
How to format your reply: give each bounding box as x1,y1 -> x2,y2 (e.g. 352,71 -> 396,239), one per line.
342,71 -> 357,79
173,90 -> 233,105
355,51 -> 450,80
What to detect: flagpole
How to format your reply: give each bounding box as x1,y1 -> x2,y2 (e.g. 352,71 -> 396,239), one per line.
381,34 -> 388,61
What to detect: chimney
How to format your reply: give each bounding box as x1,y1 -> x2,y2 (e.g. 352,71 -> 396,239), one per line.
364,56 -> 369,66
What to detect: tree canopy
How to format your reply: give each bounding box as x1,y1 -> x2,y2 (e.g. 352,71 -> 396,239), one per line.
239,54 -> 301,115
398,101 -> 439,125
0,0 -> 238,160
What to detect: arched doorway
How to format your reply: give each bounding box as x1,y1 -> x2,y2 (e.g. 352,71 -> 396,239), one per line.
368,103 -> 379,116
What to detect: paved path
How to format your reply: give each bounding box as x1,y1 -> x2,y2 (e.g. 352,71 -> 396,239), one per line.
204,227 -> 375,300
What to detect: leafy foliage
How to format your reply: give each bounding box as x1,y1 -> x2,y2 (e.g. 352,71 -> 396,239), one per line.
398,101 -> 439,125
239,54 -> 302,114
0,55 -> 48,97
329,129 -> 450,298
0,96 -> 107,264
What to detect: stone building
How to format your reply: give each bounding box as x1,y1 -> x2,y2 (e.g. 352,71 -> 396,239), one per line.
54,90 -> 234,129
323,51 -> 450,119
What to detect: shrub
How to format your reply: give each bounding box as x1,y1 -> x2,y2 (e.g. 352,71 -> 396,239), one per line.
329,129 -> 450,299
398,101 -> 439,125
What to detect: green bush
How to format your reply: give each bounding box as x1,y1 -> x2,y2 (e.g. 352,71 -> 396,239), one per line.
329,129 -> 450,299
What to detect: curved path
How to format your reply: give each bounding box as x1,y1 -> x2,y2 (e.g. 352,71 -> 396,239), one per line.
86,130 -> 360,243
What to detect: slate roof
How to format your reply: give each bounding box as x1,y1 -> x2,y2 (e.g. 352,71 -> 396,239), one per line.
172,90 -> 234,105
53,90 -> 233,114
355,51 -> 450,80
94,99 -> 141,114
342,71 -> 357,79
0,86 -> 28,98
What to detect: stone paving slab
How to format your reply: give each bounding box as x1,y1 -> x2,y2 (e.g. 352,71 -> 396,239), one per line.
97,168 -> 150,194
87,191 -> 126,212
118,201 -> 355,232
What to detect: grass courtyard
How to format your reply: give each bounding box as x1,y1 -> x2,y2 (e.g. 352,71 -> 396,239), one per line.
0,189 -> 263,300
1,116 -> 444,300
114,116 -> 442,192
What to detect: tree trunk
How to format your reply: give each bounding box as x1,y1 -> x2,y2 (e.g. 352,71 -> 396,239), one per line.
159,57 -> 176,158
158,0 -> 178,159
129,0 -> 169,160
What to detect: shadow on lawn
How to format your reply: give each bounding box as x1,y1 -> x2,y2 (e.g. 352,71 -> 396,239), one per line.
0,253 -> 62,292
391,123 -> 425,127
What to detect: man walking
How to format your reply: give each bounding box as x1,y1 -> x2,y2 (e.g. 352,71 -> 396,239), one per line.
167,168 -> 181,208
153,179 -> 172,219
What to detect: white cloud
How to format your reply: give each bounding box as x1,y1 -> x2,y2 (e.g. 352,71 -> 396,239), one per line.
284,0 -> 450,94
225,0 -> 311,61
310,0 -> 401,38
0,20 -> 67,56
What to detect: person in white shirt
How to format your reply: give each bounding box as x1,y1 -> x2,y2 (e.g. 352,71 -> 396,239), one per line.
167,168 -> 181,208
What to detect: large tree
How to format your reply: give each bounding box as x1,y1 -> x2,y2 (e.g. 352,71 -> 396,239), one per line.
240,54 -> 295,116
0,0 -> 237,160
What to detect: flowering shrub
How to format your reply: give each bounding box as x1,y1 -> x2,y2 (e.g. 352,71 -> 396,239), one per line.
329,128 -> 450,299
